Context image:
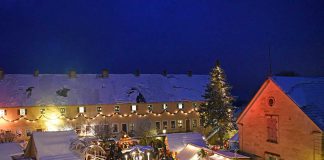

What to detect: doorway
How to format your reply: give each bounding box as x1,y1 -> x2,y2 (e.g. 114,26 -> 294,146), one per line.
185,119 -> 190,132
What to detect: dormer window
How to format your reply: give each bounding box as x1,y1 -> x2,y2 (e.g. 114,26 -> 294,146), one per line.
78,106 -> 85,113
131,104 -> 137,112
40,108 -> 45,114
147,105 -> 153,112
60,108 -> 66,114
0,110 -> 6,116
178,103 -> 183,109
163,104 -> 168,110
114,106 -> 120,112
97,106 -> 102,112
19,109 -> 27,116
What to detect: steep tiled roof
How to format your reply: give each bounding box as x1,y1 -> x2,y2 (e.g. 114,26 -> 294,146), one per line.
272,76 -> 324,131
0,74 -> 208,107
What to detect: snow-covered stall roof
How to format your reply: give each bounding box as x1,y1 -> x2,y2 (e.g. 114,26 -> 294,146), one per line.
166,132 -> 206,153
177,143 -> 250,160
272,76 -> 324,130
25,131 -> 80,160
176,144 -> 207,160
210,150 -> 250,159
0,74 -> 208,107
0,142 -> 23,160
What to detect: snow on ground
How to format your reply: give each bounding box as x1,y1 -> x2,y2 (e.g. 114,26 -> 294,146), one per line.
0,142 -> 24,160
0,74 -> 208,107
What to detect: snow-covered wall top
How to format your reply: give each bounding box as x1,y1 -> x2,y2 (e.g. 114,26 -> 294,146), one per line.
0,74 -> 208,107
272,76 -> 324,130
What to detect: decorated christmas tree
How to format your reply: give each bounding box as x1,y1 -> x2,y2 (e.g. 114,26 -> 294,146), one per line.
199,60 -> 235,146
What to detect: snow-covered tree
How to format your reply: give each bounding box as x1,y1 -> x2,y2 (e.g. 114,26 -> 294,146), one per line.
198,60 -> 235,146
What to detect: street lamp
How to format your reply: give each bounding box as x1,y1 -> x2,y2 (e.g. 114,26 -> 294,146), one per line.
147,152 -> 150,160
162,129 -> 167,159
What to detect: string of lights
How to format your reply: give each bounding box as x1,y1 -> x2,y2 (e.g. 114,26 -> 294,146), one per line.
0,108 -> 199,123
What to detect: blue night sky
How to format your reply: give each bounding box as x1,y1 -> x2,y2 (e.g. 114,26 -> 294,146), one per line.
0,0 -> 323,100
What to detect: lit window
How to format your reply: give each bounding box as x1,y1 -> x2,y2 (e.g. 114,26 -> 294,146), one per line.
177,120 -> 183,128
40,108 -> 45,114
147,105 -> 153,112
78,107 -> 85,113
178,103 -> 183,109
192,119 -> 197,128
97,106 -> 102,112
163,104 -> 168,110
60,108 -> 66,114
19,109 -> 26,116
163,121 -> 168,129
0,110 -> 6,116
129,123 -> 135,131
114,106 -> 120,112
131,104 -> 137,112
267,115 -> 279,143
155,121 -> 161,130
171,121 -> 176,129
112,124 -> 119,133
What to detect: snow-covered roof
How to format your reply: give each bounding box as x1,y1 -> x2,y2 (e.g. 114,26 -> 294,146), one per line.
0,142 -> 23,160
0,74 -> 208,107
272,76 -> 324,131
166,132 -> 206,153
31,131 -> 80,160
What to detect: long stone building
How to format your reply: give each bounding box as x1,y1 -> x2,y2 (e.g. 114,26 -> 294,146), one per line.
0,71 -> 208,140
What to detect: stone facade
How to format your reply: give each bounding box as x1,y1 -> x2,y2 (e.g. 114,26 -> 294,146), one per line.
237,79 -> 323,160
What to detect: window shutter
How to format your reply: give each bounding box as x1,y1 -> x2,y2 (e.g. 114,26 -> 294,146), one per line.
25,109 -> 27,115
17,109 -> 20,115
4,110 -> 7,115
77,107 -> 79,113
84,107 -> 86,113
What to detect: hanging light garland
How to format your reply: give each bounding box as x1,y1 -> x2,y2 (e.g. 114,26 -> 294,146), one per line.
0,108 -> 199,123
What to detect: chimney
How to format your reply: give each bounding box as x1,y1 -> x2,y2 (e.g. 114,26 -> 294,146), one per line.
33,69 -> 39,77
187,70 -> 192,77
102,69 -> 109,78
0,68 -> 4,80
68,69 -> 77,79
162,70 -> 168,77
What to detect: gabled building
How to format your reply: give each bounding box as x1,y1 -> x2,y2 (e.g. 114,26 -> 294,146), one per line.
237,76 -> 324,160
